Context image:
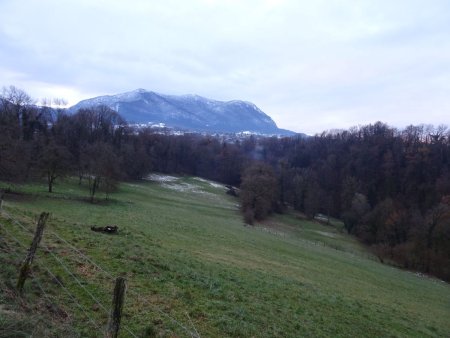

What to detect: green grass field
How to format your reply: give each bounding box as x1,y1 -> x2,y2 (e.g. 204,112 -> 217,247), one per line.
1,176 -> 449,337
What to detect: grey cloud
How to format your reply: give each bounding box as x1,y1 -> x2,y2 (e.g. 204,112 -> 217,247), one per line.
0,0 -> 449,134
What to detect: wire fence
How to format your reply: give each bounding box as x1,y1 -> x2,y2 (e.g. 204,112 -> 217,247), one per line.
0,223 -> 103,334
0,209 -> 200,338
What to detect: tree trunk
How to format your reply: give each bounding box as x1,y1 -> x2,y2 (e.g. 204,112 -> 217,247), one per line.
47,172 -> 53,193
90,176 -> 100,203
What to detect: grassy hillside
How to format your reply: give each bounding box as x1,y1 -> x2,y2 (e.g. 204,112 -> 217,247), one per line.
1,176 -> 449,337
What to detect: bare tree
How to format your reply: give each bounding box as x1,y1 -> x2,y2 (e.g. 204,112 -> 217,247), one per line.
1,85 -> 35,127
38,140 -> 72,192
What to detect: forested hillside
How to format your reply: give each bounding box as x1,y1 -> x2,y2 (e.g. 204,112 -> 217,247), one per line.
1,86 -> 449,281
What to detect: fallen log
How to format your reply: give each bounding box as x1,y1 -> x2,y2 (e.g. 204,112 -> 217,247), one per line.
91,225 -> 118,234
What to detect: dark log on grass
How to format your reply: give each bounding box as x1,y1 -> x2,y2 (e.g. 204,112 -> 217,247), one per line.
91,225 -> 118,234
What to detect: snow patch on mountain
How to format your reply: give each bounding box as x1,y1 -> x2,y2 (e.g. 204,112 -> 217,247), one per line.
70,89 -> 295,135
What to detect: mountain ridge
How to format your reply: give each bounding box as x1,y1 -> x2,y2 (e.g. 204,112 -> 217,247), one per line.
69,89 -> 296,135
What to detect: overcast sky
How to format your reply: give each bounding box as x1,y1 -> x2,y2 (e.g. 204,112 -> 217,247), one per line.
1,0 -> 449,134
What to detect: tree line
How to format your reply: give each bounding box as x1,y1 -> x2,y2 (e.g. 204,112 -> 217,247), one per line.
241,123 -> 450,281
1,86 -> 449,281
0,86 -> 249,198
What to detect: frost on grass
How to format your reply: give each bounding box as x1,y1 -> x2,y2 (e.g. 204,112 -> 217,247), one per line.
193,177 -> 225,189
145,174 -> 235,208
161,182 -> 199,193
145,173 -> 213,195
146,174 -> 178,182
161,182 -> 224,204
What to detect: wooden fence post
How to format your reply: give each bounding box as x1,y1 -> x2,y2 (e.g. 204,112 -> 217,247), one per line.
105,277 -> 127,338
17,212 -> 49,294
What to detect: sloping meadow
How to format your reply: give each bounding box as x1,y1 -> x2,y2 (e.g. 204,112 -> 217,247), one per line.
1,176 -> 449,337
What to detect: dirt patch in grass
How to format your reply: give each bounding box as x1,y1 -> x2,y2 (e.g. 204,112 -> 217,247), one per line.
76,263 -> 99,279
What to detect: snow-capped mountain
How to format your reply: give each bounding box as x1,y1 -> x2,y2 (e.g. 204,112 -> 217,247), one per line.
69,89 -> 295,135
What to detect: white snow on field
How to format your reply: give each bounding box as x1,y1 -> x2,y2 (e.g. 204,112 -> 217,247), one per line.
146,174 -> 213,195
193,177 -> 209,183
144,173 -> 235,208
162,181 -> 230,205
146,174 -> 178,182
193,177 -> 225,189
161,182 -> 198,193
